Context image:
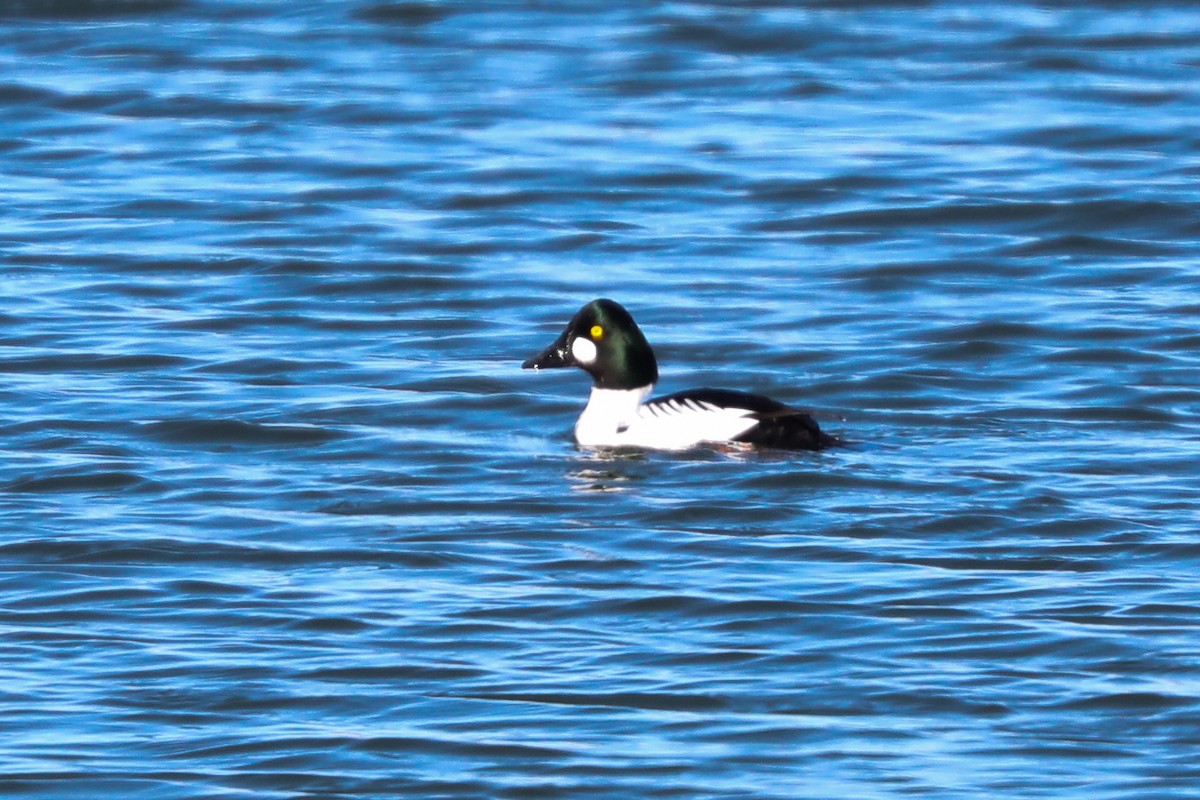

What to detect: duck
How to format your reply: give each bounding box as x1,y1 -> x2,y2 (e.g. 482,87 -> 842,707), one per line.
522,298 -> 838,451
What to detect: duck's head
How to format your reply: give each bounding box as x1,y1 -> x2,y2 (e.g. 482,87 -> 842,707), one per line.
522,298 -> 658,390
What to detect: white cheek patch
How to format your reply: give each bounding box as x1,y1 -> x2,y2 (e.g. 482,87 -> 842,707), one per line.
570,336 -> 598,365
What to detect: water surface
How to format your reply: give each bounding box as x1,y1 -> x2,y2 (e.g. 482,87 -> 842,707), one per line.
2,2 -> 1199,798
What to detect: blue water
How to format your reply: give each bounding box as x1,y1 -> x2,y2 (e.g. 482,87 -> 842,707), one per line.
3,2 -> 1200,798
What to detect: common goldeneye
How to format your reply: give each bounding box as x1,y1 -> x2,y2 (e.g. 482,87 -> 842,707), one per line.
522,298 -> 838,451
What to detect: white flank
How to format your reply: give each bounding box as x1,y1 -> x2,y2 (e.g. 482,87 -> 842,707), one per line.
570,336 -> 597,365
574,386 -> 758,450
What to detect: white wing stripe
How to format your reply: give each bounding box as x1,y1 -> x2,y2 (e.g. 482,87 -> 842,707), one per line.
642,400 -> 754,420
643,399 -> 753,415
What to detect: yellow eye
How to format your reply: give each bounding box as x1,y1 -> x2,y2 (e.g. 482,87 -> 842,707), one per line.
590,325 -> 604,340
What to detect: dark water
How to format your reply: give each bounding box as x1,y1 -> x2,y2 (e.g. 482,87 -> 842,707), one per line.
3,2 -> 1200,797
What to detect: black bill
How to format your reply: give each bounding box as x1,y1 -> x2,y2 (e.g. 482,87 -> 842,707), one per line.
522,330 -> 572,370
